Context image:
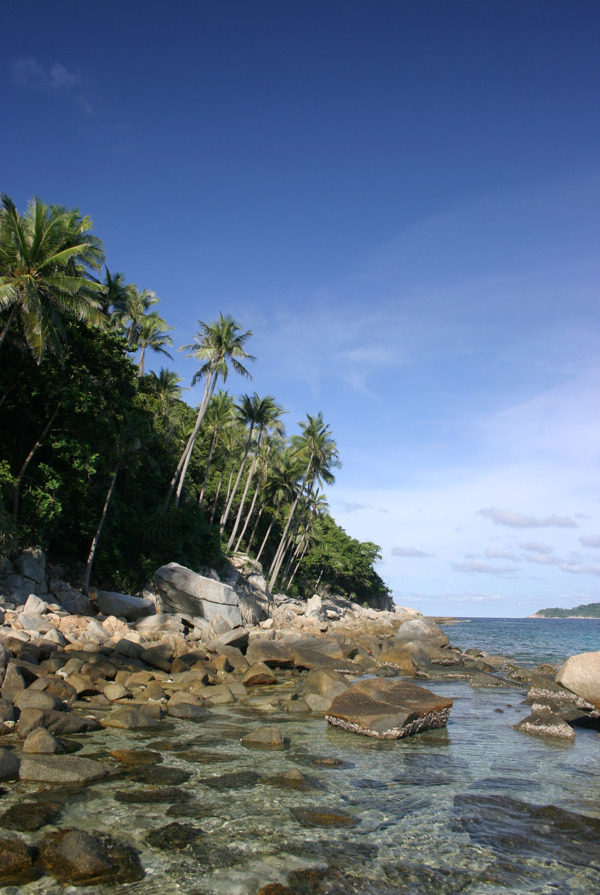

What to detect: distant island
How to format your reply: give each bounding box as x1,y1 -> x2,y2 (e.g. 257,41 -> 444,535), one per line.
529,602 -> 600,619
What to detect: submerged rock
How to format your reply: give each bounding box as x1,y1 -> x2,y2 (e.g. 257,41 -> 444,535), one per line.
290,806 -> 358,827
0,833 -> 38,886
326,679 -> 452,739
513,708 -> 575,740
240,726 -> 285,749
0,800 -> 62,832
38,828 -> 144,885
19,754 -> 108,784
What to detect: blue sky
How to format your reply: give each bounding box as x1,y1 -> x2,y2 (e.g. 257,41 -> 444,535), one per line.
3,1 -> 599,616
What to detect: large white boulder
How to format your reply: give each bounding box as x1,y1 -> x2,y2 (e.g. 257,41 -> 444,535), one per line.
556,651 -> 600,707
154,563 -> 243,628
95,591 -> 154,622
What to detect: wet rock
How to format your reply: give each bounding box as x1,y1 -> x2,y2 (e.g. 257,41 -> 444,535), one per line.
17,707 -> 101,737
115,786 -> 192,804
393,618 -> 449,649
556,651 -> 600,707
326,679 -> 452,739
263,769 -> 316,791
101,706 -> 163,729
241,725 -> 285,749
0,833 -> 38,886
243,662 -> 277,686
22,728 -> 64,753
110,749 -> 163,767
146,821 -> 205,850
290,807 -> 358,827
201,770 -> 260,790
102,682 -> 131,701
0,749 -> 20,780
130,765 -> 192,786
38,828 -> 144,885
513,708 -> 575,740
453,793 -> 600,868
0,799 -> 61,831
19,754 -> 108,784
257,885 -> 297,895
167,701 -> 212,722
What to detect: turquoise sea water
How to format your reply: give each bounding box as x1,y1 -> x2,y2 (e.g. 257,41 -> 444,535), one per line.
440,617 -> 600,667
8,618 -> 600,895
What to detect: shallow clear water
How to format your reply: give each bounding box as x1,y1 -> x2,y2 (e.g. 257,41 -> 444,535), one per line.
6,620 -> 600,895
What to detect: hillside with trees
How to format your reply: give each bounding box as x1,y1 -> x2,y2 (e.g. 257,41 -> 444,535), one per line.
0,194 -> 390,608
530,603 -> 600,618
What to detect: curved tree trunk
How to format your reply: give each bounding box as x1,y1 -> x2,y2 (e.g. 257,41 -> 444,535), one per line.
199,429 -> 218,505
268,453 -> 313,590
164,373 -> 216,510
82,458 -> 121,596
210,469 -> 224,525
219,428 -> 254,537
234,478 -> 261,553
13,402 -> 61,524
227,434 -> 262,549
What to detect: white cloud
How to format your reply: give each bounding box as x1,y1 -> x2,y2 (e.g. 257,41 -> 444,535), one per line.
478,507 -> 577,529
561,564 -> 600,577
580,535 -> 600,548
485,547 -> 521,561
451,560 -> 519,576
524,554 -> 560,566
519,541 -> 554,554
391,546 -> 434,558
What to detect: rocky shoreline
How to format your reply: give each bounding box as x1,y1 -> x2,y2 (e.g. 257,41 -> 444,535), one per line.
0,547 -> 598,889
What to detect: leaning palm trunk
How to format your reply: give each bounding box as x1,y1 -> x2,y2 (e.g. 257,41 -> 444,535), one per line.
13,402 -> 61,524
219,429 -> 254,537
82,458 -> 121,595
234,478 -> 261,553
227,440 -> 261,549
209,470 -> 225,525
281,503 -> 311,583
285,536 -> 310,590
246,502 -> 264,554
268,455 -> 313,589
199,429 -> 218,505
255,496 -> 284,563
164,374 -> 216,511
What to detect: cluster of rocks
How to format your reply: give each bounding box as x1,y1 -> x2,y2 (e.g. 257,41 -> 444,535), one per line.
0,547 -> 598,885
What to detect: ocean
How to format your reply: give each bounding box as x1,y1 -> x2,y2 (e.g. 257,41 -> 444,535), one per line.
11,618 -> 600,895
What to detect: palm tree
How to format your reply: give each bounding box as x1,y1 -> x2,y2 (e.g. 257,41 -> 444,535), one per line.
282,489 -> 329,587
268,412 -> 339,591
255,447 -> 303,562
164,313 -> 254,510
0,194 -> 105,363
136,313 -> 173,376
198,390 -> 237,505
220,394 -> 285,548
146,367 -> 184,427
117,286 -> 160,348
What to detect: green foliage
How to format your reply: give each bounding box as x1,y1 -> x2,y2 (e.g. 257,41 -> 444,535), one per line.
533,603 -> 600,618
294,514 -> 390,607
0,193 -> 389,604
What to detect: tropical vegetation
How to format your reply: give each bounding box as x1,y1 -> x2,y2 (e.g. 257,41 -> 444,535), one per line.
0,194 -> 390,607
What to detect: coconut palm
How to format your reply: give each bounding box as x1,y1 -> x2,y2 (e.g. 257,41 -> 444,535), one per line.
164,313 -> 254,510
0,194 -> 105,363
268,412 -> 339,591
220,393 -> 285,548
255,447 -> 303,562
136,313 -> 173,376
198,391 -> 237,506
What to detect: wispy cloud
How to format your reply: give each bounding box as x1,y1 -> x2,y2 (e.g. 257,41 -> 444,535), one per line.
524,553 -> 560,566
580,535 -> 600,548
478,507 -> 578,529
561,564 -> 600,577
337,501 -> 369,513
519,541 -> 554,554
451,560 -> 519,576
485,547 -> 521,561
391,546 -> 434,558
11,57 -> 93,115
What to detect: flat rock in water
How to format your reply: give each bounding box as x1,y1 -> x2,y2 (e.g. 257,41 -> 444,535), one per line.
513,708 -> 575,740
19,754 -> 108,784
0,749 -> 20,781
240,726 -> 285,749
38,829 -> 144,885
0,833 -> 38,886
101,707 -> 162,730
325,679 -> 452,739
